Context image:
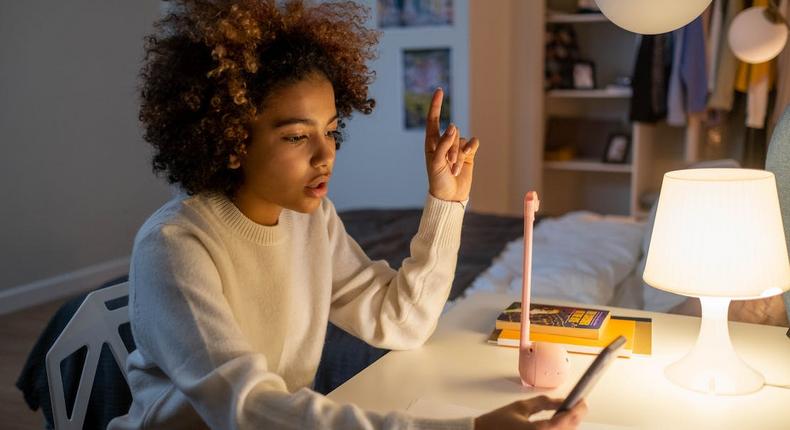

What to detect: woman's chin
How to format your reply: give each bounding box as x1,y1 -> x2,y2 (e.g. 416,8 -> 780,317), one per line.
290,197 -> 323,214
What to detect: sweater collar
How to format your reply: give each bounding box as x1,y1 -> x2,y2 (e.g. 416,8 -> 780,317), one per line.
205,193 -> 289,245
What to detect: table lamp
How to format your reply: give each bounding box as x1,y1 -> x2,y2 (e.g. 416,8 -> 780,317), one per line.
643,168 -> 790,395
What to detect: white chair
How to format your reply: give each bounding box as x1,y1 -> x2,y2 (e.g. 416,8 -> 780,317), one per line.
46,282 -> 131,430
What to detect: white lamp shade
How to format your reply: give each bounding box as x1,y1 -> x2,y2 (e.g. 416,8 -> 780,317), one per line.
644,169 -> 790,299
595,0 -> 712,35
728,7 -> 789,64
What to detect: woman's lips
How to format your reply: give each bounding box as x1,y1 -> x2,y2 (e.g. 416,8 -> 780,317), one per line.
306,174 -> 331,187
305,181 -> 328,198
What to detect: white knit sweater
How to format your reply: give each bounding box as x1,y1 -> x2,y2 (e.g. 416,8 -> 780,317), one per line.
108,192 -> 474,430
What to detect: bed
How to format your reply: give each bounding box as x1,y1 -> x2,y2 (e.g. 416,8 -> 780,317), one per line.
341,204 -> 682,315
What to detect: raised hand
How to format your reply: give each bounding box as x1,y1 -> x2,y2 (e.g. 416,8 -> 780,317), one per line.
423,88 -> 480,202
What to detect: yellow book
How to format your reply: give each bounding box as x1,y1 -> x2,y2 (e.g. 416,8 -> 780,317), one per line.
488,316 -> 652,357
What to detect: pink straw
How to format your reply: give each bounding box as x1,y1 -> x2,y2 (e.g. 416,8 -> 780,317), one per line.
520,191 -> 539,349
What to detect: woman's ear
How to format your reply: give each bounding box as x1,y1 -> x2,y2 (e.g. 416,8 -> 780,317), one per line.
228,145 -> 247,169
228,154 -> 241,169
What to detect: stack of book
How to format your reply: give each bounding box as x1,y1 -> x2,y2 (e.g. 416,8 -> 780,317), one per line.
487,302 -> 652,357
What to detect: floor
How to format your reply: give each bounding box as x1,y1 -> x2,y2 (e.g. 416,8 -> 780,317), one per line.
1,298 -> 71,430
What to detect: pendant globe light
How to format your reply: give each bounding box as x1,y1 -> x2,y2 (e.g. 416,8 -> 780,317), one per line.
728,5 -> 789,64
594,0 -> 713,34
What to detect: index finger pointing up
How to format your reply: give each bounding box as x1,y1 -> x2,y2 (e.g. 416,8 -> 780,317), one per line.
424,88 -> 443,151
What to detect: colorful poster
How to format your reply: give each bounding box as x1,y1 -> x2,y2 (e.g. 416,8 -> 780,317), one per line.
378,0 -> 453,28
403,48 -> 451,129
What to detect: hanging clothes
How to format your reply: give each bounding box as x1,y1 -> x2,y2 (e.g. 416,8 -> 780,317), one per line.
708,0 -> 745,110
667,16 -> 708,126
707,0 -> 724,93
769,0 -> 790,136
735,0 -> 777,129
630,34 -> 672,122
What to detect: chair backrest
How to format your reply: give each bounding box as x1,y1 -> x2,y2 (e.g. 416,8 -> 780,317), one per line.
46,282 -> 130,430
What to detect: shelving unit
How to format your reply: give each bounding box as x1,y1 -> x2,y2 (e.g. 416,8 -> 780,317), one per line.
538,0 -> 689,218
544,159 -> 632,173
546,88 -> 632,99
546,12 -> 608,23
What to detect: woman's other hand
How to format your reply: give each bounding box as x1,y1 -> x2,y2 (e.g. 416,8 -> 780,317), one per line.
474,396 -> 587,430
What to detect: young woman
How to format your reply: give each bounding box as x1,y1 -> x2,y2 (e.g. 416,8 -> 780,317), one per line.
109,1 -> 587,429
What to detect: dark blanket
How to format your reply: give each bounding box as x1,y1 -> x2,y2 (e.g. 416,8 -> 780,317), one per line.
17,209 -> 522,429
337,209 -> 524,301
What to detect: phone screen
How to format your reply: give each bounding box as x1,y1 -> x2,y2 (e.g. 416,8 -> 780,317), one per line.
553,335 -> 627,416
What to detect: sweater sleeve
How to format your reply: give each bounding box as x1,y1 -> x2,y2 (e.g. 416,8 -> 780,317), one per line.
130,223 -> 472,430
326,195 -> 466,350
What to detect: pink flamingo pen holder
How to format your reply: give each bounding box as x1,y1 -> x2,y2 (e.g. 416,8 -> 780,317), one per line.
518,191 -> 569,388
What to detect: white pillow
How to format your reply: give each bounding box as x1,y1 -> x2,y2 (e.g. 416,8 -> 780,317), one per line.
468,211 -> 645,305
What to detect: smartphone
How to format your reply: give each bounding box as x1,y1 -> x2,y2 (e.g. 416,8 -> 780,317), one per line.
553,335 -> 627,416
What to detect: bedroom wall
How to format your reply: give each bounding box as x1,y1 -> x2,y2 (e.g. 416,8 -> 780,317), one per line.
328,0 -> 470,210
467,0 -> 514,215
331,0 -> 541,215
0,0 -> 525,313
468,0 -> 544,216
0,0 -> 172,311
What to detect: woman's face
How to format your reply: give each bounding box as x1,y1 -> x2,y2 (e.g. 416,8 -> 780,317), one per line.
234,72 -> 338,224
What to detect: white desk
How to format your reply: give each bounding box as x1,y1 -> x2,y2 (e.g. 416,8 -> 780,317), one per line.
328,293 -> 790,429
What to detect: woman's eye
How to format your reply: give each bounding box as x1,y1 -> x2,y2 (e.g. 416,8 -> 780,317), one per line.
284,135 -> 307,143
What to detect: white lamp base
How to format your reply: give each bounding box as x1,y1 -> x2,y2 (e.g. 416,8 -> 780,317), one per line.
665,297 -> 764,395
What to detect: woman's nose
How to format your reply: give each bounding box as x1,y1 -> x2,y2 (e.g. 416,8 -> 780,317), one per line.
312,134 -> 335,168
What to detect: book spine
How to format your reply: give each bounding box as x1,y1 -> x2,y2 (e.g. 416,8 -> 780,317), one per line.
497,319 -> 604,338
532,324 -> 601,340
497,337 -> 633,357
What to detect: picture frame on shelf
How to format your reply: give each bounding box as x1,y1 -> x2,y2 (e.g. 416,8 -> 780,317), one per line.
572,60 -> 596,90
603,133 -> 631,164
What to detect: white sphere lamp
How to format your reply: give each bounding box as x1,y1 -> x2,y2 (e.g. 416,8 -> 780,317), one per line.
728,6 -> 789,64
594,0 -> 712,34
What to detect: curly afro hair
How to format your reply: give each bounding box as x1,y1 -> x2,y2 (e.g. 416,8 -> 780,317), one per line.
139,0 -> 379,196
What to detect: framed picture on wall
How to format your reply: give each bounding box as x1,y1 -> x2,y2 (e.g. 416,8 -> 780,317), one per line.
403,48 -> 451,130
603,133 -> 631,164
378,0 -> 454,28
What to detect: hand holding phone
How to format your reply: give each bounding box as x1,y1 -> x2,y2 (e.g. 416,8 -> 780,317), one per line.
553,335 -> 627,416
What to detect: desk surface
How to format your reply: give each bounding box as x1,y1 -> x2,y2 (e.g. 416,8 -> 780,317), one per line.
327,293 -> 790,429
